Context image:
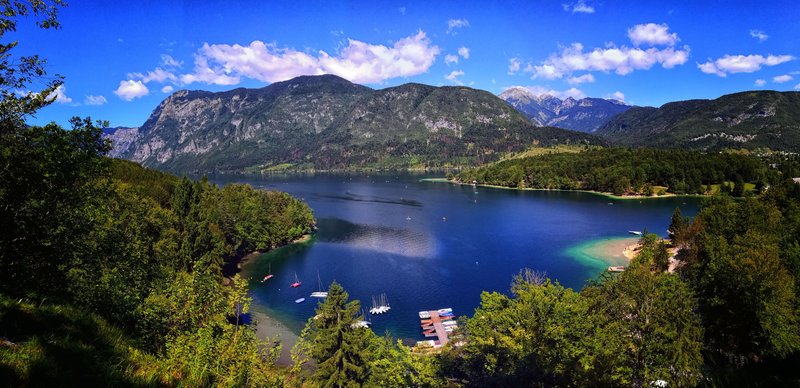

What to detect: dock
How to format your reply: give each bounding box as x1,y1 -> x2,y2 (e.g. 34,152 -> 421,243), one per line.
417,308 -> 456,348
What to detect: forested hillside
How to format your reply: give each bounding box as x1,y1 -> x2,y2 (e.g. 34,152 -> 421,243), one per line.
595,91 -> 800,152
456,148 -> 798,196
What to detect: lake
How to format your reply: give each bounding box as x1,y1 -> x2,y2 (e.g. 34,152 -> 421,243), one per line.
216,172 -> 700,343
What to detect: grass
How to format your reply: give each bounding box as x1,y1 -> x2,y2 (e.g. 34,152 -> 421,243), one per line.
500,144 -> 601,161
705,182 -> 757,195
0,294 -> 171,386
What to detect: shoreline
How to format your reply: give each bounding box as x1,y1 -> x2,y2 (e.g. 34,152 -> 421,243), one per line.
564,236 -> 641,274
238,234 -> 317,365
224,233 -> 313,278
421,178 -> 709,201
251,308 -> 300,366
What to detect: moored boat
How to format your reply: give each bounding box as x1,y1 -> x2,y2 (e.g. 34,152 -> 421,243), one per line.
290,272 -> 302,288
295,298 -> 305,303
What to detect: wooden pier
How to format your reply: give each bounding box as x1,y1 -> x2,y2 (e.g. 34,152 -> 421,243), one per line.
418,309 -> 456,347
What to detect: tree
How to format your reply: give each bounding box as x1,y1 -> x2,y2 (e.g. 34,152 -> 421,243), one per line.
583,265 -> 704,387
669,207 -> 688,241
0,0 -> 66,125
298,282 -> 372,387
732,174 -> 745,197
447,270 -> 596,385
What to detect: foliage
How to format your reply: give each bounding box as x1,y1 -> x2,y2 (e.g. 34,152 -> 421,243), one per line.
0,0 -> 66,124
458,147 -> 781,196
295,281 -> 372,387
443,268 -> 703,387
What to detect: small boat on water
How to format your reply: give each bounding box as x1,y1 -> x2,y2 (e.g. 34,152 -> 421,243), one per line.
628,230 -> 643,236
290,272 -> 302,288
295,298 -> 305,303
369,293 -> 391,315
437,308 -> 452,314
310,270 -> 328,298
419,311 -> 431,319
261,263 -> 274,283
608,266 -> 626,272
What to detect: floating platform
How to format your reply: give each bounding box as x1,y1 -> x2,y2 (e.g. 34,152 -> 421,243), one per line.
417,307 -> 456,347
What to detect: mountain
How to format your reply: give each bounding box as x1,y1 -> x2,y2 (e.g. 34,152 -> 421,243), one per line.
102,127 -> 139,158
107,75 -> 602,173
595,91 -> 800,151
499,87 -> 631,133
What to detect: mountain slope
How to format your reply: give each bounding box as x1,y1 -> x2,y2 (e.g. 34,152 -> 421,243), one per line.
110,75 -> 602,173
595,91 -> 800,151
499,87 -> 631,133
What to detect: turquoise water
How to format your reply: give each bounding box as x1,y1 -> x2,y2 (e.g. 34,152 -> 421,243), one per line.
213,173 -> 700,341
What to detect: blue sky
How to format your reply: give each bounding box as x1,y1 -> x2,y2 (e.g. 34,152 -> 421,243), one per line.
16,0 -> 800,128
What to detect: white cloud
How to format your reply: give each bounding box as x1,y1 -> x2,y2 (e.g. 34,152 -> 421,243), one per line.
566,73 -> 595,84
563,1 -> 594,14
606,91 -> 625,102
48,84 -> 72,104
176,31 -> 439,85
114,80 -> 149,101
773,74 -> 793,83
84,95 -> 107,106
698,54 -> 795,77
316,31 -> 440,83
445,70 -> 464,85
755,79 -> 766,86
795,83 -> 800,90
445,54 -> 459,65
446,19 -> 470,34
530,42 -> 690,79
628,23 -> 679,46
458,46 -> 470,59
750,29 -> 769,42
128,67 -> 178,84
161,54 -> 183,68
508,57 -> 521,75
506,85 -> 586,100
161,85 -> 174,93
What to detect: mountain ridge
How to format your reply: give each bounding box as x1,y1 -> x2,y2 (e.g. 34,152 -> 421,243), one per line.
498,87 -> 631,133
595,90 -> 800,151
106,75 -> 601,173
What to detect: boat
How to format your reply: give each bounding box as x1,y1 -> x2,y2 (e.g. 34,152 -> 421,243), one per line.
628,230 -> 643,236
290,272 -> 302,288
418,311 -> 431,319
295,298 -> 305,303
261,263 -> 274,283
437,308 -> 452,314
608,266 -> 626,272
369,293 -> 391,315
352,309 -> 371,328
310,270 -> 328,298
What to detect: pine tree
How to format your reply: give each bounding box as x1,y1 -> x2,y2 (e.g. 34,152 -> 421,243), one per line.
307,282 -> 371,387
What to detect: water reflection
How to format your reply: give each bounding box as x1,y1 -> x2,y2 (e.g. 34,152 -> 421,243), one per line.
316,218 -> 437,258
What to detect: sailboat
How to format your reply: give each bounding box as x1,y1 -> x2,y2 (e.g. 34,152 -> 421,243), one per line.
369,293 -> 391,315
290,272 -> 302,288
261,263 -> 274,283
310,270 -> 328,298
352,308 -> 372,328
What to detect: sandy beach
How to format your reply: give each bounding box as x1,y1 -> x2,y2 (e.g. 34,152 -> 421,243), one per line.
564,236 -> 641,274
